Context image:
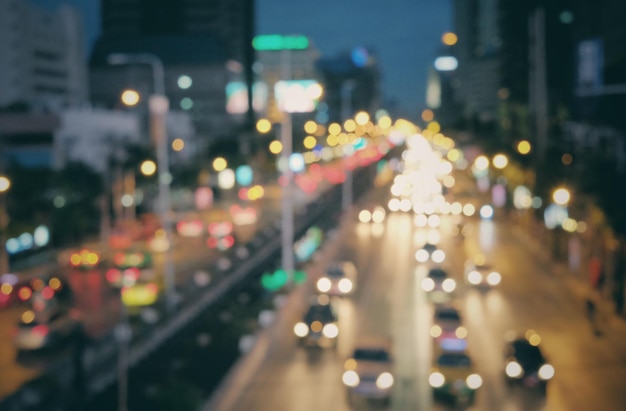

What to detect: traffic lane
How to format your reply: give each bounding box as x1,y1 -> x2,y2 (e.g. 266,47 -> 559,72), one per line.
213,186 -> 439,411
457,216 -> 626,411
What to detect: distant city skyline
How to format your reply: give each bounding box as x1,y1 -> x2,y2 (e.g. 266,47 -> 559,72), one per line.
46,0 -> 452,120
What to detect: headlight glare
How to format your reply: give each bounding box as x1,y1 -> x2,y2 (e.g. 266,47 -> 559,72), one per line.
429,372 -> 445,388
338,278 -> 353,293
342,370 -> 360,387
316,277 -> 331,293
466,373 -> 482,389
322,323 -> 339,338
421,277 -> 435,291
442,278 -> 456,292
293,322 -> 309,337
538,364 -> 555,380
376,372 -> 394,389
505,361 -> 523,378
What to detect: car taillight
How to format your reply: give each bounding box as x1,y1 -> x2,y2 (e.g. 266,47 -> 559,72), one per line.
32,325 -> 49,337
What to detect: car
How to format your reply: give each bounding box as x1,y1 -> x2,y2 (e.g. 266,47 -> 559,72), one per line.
358,205 -> 387,223
342,337 -> 394,404
415,243 -> 446,263
111,250 -> 153,270
504,330 -> 554,393
431,305 -> 468,349
429,351 -> 482,405
293,301 -> 339,348
421,267 -> 456,303
1,273 -> 28,308
68,248 -> 102,269
315,261 -> 357,296
12,306 -> 79,352
464,255 -> 501,288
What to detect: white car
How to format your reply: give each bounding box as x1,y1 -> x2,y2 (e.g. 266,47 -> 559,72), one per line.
343,337 -> 394,404
415,243 -> 446,263
316,261 -> 357,296
431,305 -> 468,350
421,267 -> 456,303
13,307 -> 78,352
464,257 -> 501,288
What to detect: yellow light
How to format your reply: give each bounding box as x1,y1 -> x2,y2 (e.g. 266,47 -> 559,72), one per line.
337,133 -> 349,145
427,121 -> 441,133
121,89 -> 140,106
517,140 -> 531,155
256,118 -> 272,134
447,148 -> 461,162
562,153 -> 573,165
421,109 -> 434,122
344,358 -> 357,370
22,310 -> 35,324
492,153 -> 509,169
326,134 -> 338,147
528,333 -> 542,346
212,157 -> 227,172
355,111 -> 370,126
552,187 -> 571,205
140,160 -> 157,176
304,151 -> 317,164
1,283 -> 12,295
442,32 -> 458,46
377,115 -> 392,129
311,320 -> 323,332
328,123 -> 342,136
87,252 -> 100,265
0,176 -> 10,192
343,119 -> 356,132
172,138 -> 185,152
303,135 -> 317,149
304,120 -> 318,134
269,140 -> 283,154
70,253 -> 82,266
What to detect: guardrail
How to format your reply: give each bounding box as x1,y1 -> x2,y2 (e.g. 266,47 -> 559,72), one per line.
0,160 -> 380,411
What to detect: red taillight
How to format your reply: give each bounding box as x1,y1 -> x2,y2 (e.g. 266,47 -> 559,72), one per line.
32,325 -> 49,337
41,286 -> 55,300
106,268 -> 121,283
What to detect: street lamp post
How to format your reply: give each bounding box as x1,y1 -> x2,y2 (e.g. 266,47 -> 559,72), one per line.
107,53 -> 176,314
0,175 -> 11,275
341,80 -> 356,212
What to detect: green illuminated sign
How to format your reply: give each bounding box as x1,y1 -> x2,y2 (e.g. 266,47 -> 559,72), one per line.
253,35 -> 309,51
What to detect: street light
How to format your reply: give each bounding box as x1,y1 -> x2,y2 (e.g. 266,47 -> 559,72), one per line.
0,175 -> 11,275
552,187 -> 571,206
107,53 -> 176,314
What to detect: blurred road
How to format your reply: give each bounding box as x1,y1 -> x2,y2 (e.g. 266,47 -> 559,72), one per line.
0,179 -> 322,402
206,179 -> 626,411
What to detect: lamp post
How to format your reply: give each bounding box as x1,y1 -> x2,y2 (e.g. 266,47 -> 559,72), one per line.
0,175 -> 11,275
341,80 -> 356,212
107,53 -> 176,314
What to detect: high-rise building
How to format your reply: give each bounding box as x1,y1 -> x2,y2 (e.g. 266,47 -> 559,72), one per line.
0,0 -> 88,110
316,48 -> 382,125
90,0 -> 256,142
452,0 -> 501,124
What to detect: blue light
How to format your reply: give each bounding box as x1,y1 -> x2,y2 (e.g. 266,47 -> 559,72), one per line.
235,165 -> 254,186
351,47 -> 369,68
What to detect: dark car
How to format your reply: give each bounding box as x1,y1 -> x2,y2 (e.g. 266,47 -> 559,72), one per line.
13,305 -> 79,352
293,302 -> 339,348
504,332 -> 555,393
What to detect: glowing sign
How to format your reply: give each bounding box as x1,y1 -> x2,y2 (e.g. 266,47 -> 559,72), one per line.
275,80 -> 322,113
253,35 -> 309,51
434,56 -> 458,71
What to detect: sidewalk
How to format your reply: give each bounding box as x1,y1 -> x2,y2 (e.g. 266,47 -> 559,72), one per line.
510,216 -> 626,334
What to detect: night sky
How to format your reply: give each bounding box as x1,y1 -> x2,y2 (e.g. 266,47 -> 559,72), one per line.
44,0 -> 452,120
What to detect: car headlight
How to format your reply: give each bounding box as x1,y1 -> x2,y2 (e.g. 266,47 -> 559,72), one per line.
359,210 -> 372,223
421,277 -> 435,292
505,361 -> 523,378
429,372 -> 445,388
538,364 -> 555,380
372,207 -> 386,223
316,277 -> 331,293
322,323 -> 339,338
376,372 -> 394,389
466,373 -> 482,389
455,326 -> 467,339
467,270 -> 482,285
415,249 -> 430,263
430,325 -> 442,338
487,271 -> 501,285
338,278 -> 353,294
293,322 -> 309,337
342,370 -> 360,387
431,249 -> 446,263
442,278 -> 456,292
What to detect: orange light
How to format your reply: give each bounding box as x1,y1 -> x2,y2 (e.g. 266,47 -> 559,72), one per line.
442,32 -> 458,46
86,252 -> 100,266
18,287 -> 32,301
